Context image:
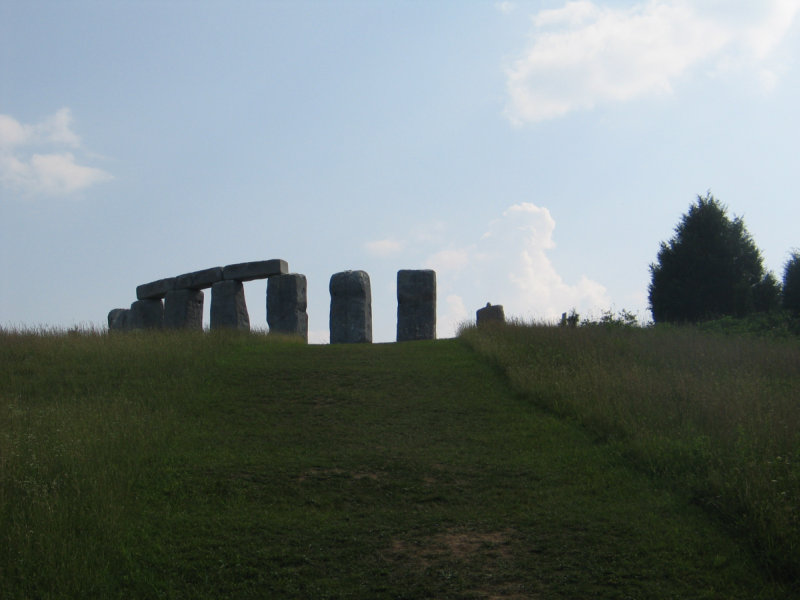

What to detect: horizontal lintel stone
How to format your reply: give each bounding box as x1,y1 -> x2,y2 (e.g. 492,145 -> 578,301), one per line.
223,259 -> 288,282
174,267 -> 223,290
136,277 -> 176,300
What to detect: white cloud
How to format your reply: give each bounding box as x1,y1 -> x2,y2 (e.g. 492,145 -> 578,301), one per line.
0,114 -> 31,148
425,248 -> 470,272
505,0 -> 800,123
0,108 -> 112,196
428,203 -> 610,337
365,238 -> 405,257
496,1 -> 516,15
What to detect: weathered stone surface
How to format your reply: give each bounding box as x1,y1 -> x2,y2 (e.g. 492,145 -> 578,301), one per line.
267,273 -> 308,341
174,267 -> 223,290
223,259 -> 288,282
164,289 -> 204,330
210,280 -> 250,330
108,308 -> 129,331
329,270 -> 372,344
129,299 -> 164,330
136,277 -> 175,300
476,302 -> 505,326
397,269 -> 436,342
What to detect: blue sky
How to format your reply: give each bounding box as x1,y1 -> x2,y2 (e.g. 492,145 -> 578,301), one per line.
2,0 -> 800,342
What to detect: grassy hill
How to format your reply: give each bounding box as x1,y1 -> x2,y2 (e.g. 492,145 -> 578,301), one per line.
1,327 -> 796,598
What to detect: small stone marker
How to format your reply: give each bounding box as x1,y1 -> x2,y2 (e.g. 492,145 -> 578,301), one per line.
129,299 -> 164,329
174,267 -> 224,290
164,289 -> 204,330
396,269 -> 436,342
223,259 -> 288,282
210,280 -> 250,330
329,270 -> 372,344
476,302 -> 505,326
267,273 -> 308,341
136,277 -> 176,300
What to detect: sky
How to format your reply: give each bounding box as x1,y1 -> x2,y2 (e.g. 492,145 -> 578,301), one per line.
2,0 -> 800,343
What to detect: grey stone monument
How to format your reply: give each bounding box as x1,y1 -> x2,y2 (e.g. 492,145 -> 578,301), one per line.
396,269 -> 436,342
267,273 -> 308,341
476,302 -> 505,326
108,308 -> 129,331
210,280 -> 250,330
136,277 -> 175,300
175,267 -> 223,291
329,270 -> 372,344
223,259 -> 288,281
129,299 -> 164,330
164,289 -> 204,330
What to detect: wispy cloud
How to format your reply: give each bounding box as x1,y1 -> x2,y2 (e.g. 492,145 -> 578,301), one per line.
364,238 -> 406,257
0,108 -> 112,196
505,0 -> 800,124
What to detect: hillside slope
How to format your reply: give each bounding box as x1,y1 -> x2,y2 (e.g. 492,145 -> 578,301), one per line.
0,331 -> 787,598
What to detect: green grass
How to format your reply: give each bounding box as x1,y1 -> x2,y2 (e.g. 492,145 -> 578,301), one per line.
461,321 -> 800,588
0,327 -> 794,598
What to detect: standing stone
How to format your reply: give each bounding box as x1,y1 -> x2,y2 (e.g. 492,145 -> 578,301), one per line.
210,280 -> 250,330
164,289 -> 204,330
129,299 -> 164,330
329,270 -> 372,344
476,302 -> 505,326
267,273 -> 308,341
397,269 -> 436,342
108,308 -> 129,331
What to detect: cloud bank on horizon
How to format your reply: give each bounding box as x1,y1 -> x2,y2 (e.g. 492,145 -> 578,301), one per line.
505,0 -> 800,124
0,108 -> 112,196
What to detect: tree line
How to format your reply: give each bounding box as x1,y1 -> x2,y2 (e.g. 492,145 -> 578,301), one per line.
649,192 -> 800,323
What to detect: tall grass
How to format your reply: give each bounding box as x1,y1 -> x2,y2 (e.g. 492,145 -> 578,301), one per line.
460,321 -> 800,580
0,327 -> 223,596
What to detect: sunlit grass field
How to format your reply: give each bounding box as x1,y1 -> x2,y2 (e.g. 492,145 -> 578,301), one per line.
1,326 -> 797,598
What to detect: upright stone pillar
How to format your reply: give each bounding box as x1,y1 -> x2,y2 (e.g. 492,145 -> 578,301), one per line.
476,302 -> 505,326
267,273 -> 308,341
164,289 -> 204,330
108,308 -> 130,331
210,280 -> 250,330
397,269 -> 436,342
329,270 -> 372,344
129,299 -> 164,330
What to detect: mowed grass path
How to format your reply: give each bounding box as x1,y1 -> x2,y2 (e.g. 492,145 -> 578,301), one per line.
0,332 -> 786,598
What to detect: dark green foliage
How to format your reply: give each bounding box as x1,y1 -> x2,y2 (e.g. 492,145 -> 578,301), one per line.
649,193 -> 777,323
782,250 -> 800,315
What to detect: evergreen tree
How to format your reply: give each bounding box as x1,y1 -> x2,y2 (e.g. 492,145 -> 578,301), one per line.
648,193 -> 776,323
782,251 -> 800,315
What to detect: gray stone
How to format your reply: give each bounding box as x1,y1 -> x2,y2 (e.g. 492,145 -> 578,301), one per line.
129,299 -> 164,330
210,280 -> 250,330
164,289 -> 204,330
108,308 -> 129,331
174,267 -> 223,290
136,277 -> 175,300
329,270 -> 372,344
476,302 -> 505,326
223,259 -> 288,282
396,269 -> 436,342
267,273 -> 308,341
